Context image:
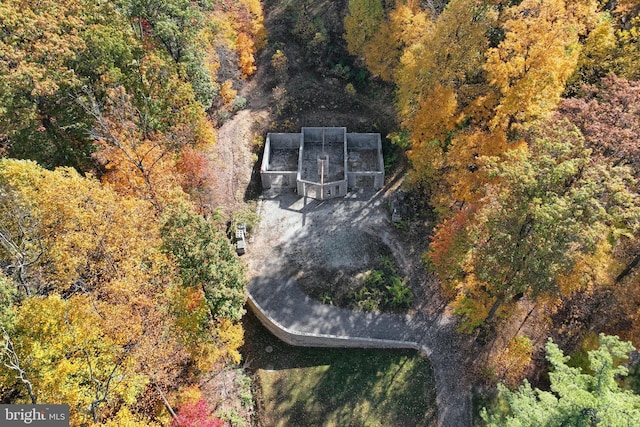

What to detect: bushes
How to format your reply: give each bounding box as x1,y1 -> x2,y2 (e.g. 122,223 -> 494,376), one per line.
351,256 -> 412,312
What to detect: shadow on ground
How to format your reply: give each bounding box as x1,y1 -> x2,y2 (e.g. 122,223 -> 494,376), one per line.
241,311 -> 438,427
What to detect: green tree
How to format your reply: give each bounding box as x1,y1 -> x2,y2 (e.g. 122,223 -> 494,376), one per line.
482,334 -> 640,426
161,206 -> 246,323
447,121 -> 640,329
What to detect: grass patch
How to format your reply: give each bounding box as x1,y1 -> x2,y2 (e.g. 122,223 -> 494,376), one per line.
241,312 -> 437,427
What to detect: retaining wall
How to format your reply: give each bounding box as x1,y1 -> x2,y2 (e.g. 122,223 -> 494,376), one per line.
246,293 -> 424,353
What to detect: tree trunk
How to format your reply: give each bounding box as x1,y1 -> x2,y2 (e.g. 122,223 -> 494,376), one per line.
154,381 -> 177,418
513,303 -> 537,340
486,295 -> 504,326
615,253 -> 640,284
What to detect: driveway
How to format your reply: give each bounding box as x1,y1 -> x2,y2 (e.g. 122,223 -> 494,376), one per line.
246,189 -> 474,427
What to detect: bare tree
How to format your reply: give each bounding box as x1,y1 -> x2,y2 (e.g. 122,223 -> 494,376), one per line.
0,187 -> 44,296
0,326 -> 37,404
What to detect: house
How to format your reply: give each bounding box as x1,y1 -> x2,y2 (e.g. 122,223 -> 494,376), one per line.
260,127 -> 384,200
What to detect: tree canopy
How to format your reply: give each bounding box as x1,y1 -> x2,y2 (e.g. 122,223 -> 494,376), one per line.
482,334 -> 640,426
0,0 -> 262,422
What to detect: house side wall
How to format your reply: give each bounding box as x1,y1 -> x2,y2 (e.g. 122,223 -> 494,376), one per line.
262,128 -> 384,196
260,133 -> 301,189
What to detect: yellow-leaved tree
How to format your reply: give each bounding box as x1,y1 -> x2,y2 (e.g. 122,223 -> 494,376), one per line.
0,159 -> 214,423
485,0 -> 598,132
393,0 -> 498,211
362,0 -> 432,82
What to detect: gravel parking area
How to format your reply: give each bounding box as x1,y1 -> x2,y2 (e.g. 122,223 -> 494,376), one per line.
245,188 -> 475,427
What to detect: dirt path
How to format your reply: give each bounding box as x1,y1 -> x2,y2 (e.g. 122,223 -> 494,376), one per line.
206,79 -> 271,215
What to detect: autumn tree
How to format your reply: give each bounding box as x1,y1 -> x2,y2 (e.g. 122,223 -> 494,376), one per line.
79,86 -> 179,209
484,0 -> 598,132
567,13 -> 619,91
1,295 -> 147,425
489,335 -> 534,389
427,206 -> 476,298
0,159 -> 194,421
439,130 -> 507,208
120,0 -> 217,109
1,0 -> 220,180
344,0 -> 385,58
558,75 -> 640,177
558,75 -> 640,345
569,1 -> 640,86
0,0 -> 260,422
0,0 -> 94,170
171,399 -> 223,427
361,16 -> 401,82
393,0 -> 498,209
78,48 -> 217,208
397,0 -> 496,131
160,206 -> 245,370
362,0 -> 432,82
176,146 -> 217,214
435,122 -> 640,331
482,334 -> 640,426
613,13 -> 640,80
557,75 -> 640,283
0,273 -> 36,404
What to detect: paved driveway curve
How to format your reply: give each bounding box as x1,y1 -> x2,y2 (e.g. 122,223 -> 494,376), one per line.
246,190 -> 473,427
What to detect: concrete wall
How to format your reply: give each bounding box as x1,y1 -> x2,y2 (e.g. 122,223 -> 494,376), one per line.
347,133 -> 379,151
269,133 -> 301,150
262,128 -> 384,194
302,127 -> 346,144
347,133 -> 384,172
261,133 -> 301,189
297,179 -> 348,200
347,172 -> 385,190
345,133 -> 384,189
262,171 -> 298,189
247,293 -> 421,351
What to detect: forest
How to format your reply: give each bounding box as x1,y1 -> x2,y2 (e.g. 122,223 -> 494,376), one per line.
1,0 -> 263,425
1,0 -> 640,425
344,0 -> 640,423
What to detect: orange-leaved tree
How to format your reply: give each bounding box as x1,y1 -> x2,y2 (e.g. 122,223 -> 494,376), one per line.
0,159 -> 198,423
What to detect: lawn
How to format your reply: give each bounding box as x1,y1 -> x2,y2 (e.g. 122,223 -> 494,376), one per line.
241,312 -> 438,427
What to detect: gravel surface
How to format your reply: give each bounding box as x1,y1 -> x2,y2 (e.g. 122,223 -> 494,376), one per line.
246,189 -> 475,427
